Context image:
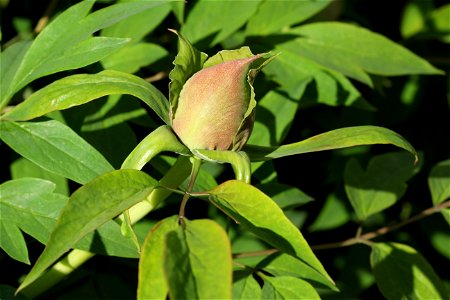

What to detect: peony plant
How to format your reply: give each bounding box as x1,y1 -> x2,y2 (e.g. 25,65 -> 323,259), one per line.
8,29 -> 422,299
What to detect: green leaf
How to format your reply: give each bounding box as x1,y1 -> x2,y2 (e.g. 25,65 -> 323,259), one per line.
164,219 -> 232,299
207,180 -> 333,284
248,90 -> 299,147
100,0 -> 171,42
80,94 -> 150,132
428,158 -> 450,205
138,216 -> 179,300
0,285 -> 28,300
25,36 -> 130,81
0,120 -> 114,184
17,169 -> 158,293
244,126 -> 418,163
245,0 -> 332,36
0,40 -> 31,110
257,182 -> 313,210
3,0 -> 168,106
288,22 -> 443,86
168,30 -> 208,119
345,152 -> 419,220
258,253 -> 338,292
233,271 -> 262,300
262,52 -> 370,109
261,275 -> 320,299
122,125 -> 190,170
181,0 -> 261,46
309,193 -> 350,231
101,42 -> 168,73
10,157 -> 69,196
0,178 -> 67,264
370,242 -> 448,300
3,70 -> 170,124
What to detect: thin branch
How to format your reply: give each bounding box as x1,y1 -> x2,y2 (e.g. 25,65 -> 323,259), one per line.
145,71 -> 169,83
34,0 -> 59,33
231,200 -> 450,257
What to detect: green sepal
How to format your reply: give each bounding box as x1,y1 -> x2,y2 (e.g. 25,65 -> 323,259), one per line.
192,149 -> 251,183
121,125 -> 190,170
168,30 -> 208,122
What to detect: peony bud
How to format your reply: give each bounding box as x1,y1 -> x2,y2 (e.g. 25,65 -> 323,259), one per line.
172,53 -> 270,151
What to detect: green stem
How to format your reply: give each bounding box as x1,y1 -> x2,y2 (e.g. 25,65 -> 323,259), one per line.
179,157 -> 202,223
21,156 -> 192,298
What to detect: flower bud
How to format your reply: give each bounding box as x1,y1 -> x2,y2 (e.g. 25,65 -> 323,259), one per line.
172,54 -> 269,151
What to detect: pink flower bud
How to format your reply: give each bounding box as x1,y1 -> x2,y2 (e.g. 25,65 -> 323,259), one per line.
172,54 -> 268,151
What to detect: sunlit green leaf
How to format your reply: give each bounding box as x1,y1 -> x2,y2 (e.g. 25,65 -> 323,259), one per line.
164,219 -> 232,299
17,169 -> 158,293
207,180 -> 333,284
345,152 -> 419,220
3,70 -> 169,124
261,275 -> 320,299
138,216 -> 179,300
370,242 -> 448,300
2,0 -> 167,106
245,126 -> 417,162
0,120 -> 113,184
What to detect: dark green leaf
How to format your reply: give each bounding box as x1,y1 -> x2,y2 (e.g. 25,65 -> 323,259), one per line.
181,0 -> 260,46
244,126 -> 417,163
371,242 -> 448,300
138,216 -> 179,300
428,158 -> 450,205
248,90 -> 299,147
164,219 -> 232,299
258,253 -> 338,292
208,180 -> 333,284
288,22 -> 443,86
3,70 -> 170,124
309,193 -> 350,231
17,169 -> 158,293
0,178 -> 67,264
257,182 -> 313,210
345,152 -> 419,220
245,0 -> 332,36
262,50 -> 371,109
261,275 -> 320,299
0,41 -> 31,110
0,284 -> 28,300
100,0 -> 171,42
0,120 -> 114,184
10,157 -> 69,196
